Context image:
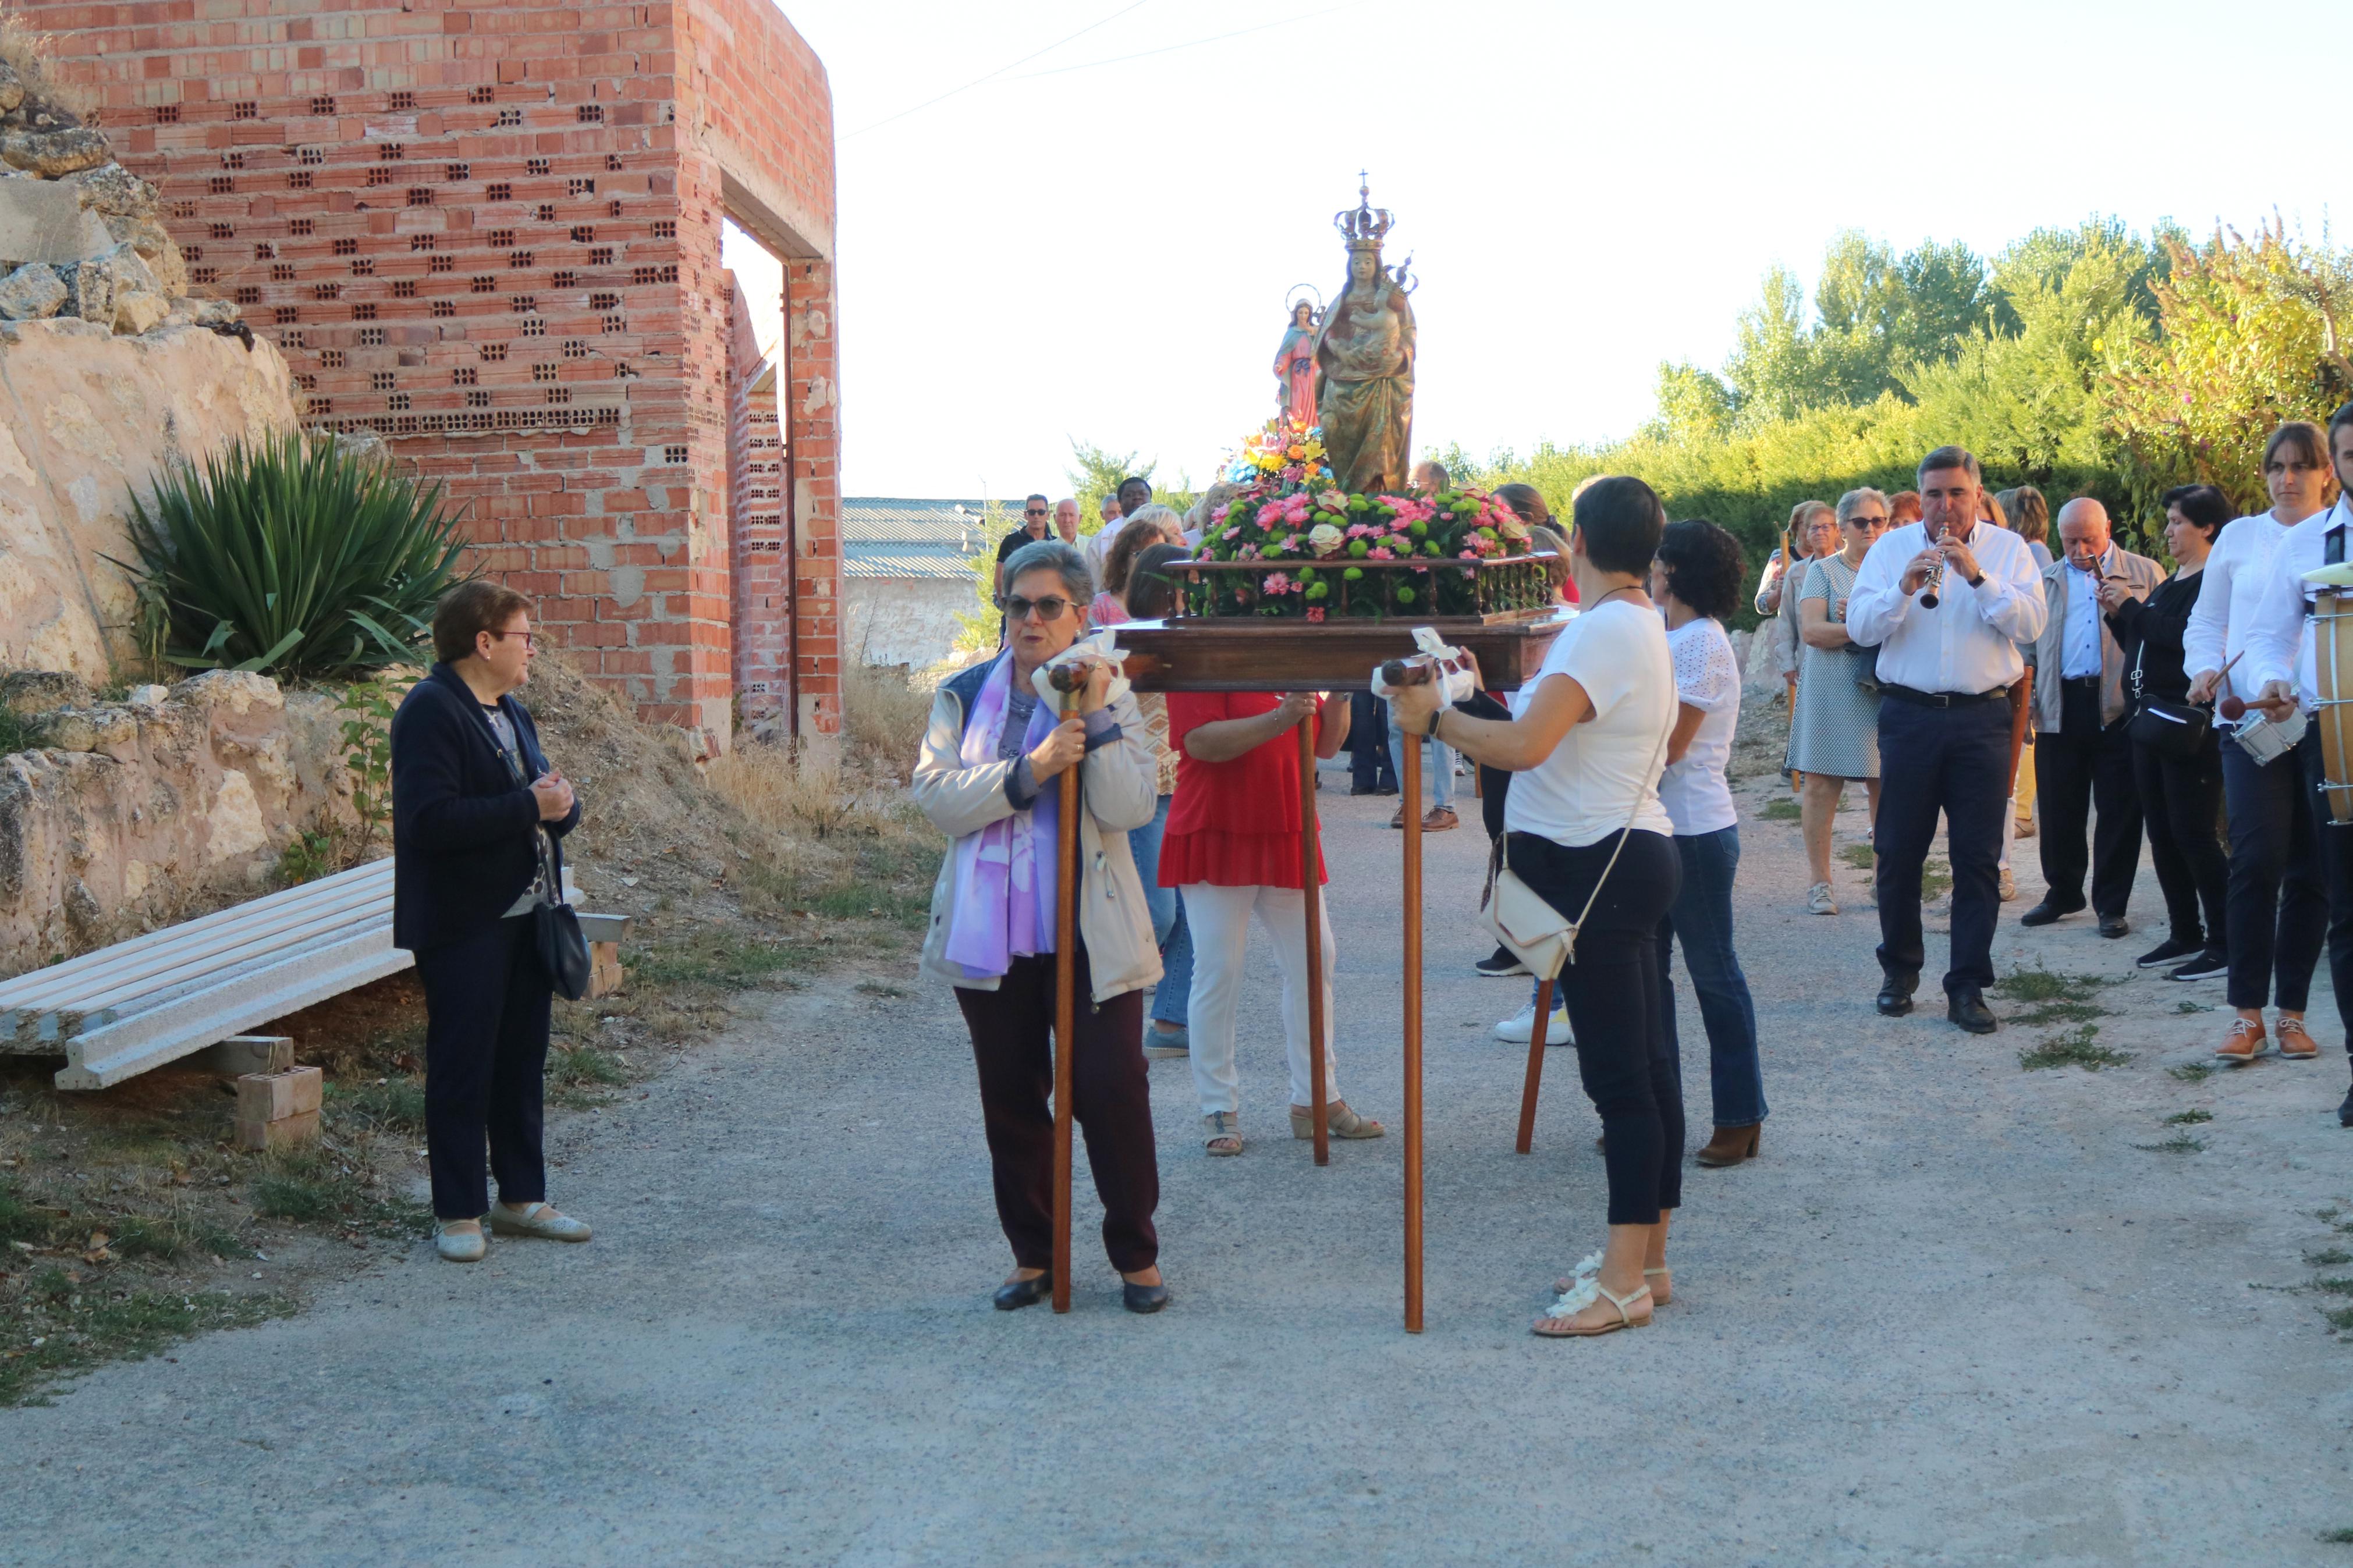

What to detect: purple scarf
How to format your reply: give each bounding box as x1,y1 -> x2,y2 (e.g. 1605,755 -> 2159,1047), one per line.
943,652 -> 1062,979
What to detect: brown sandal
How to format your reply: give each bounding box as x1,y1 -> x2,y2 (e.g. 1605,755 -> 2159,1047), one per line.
1290,1101 -> 1385,1140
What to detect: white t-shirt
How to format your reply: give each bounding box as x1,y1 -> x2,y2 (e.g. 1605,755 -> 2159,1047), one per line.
1503,600 -> 1676,848
1658,616 -> 1740,836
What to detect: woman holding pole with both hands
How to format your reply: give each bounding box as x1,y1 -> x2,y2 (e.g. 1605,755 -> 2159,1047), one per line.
914,541 -> 1171,1314
1389,477 -> 1684,1338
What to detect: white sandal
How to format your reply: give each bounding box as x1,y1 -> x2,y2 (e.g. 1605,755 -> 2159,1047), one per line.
1532,1278 -> 1652,1338
1202,1111 -> 1243,1157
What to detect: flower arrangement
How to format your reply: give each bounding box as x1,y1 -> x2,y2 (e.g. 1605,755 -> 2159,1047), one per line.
1186,422 -> 1546,621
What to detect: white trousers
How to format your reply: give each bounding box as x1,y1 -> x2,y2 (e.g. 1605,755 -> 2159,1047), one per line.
1180,881 -> 1339,1117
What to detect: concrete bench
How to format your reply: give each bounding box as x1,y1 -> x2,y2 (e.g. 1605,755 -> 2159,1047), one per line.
0,858 -> 628,1090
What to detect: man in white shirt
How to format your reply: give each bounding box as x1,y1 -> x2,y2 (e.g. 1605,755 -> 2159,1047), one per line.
2184,421 -> 2336,1060
1084,478 -> 1151,589
1846,446 -> 2049,1033
2020,498 -> 2163,936
2241,401 -> 2353,1125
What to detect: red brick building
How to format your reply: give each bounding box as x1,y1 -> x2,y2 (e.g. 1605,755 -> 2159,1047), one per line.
28,0 -> 840,752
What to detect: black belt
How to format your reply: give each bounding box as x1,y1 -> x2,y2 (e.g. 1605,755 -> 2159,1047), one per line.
1882,682 -> 2009,708
2061,675 -> 2100,688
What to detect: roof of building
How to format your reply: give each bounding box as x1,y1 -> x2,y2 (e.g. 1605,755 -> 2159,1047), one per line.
841,497 -> 1002,580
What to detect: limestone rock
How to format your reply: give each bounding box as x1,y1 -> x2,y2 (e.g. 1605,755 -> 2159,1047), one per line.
0,62 -> 24,118
175,670 -> 285,717
0,175 -> 112,265
56,253 -> 110,324
102,212 -> 183,297
107,244 -> 164,335
0,261 -> 64,321
0,671 -> 95,718
191,297 -> 240,326
0,90 -> 80,132
0,127 -> 110,179
59,162 -> 157,221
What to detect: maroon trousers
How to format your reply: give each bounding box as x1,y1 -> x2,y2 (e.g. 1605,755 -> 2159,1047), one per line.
954,944 -> 1159,1275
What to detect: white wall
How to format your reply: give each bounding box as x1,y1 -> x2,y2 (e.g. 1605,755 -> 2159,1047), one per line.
844,578 -> 974,671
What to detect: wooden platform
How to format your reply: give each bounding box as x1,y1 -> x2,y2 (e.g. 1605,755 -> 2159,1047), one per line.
1114,608 -> 1574,694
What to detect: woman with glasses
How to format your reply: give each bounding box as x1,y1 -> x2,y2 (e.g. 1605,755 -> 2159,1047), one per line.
1787,489 -> 1890,914
914,540 -> 1171,1313
390,582 -> 588,1263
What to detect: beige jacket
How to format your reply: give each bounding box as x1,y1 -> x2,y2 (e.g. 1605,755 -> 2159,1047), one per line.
2031,545 -> 2166,732
913,664 -> 1162,1001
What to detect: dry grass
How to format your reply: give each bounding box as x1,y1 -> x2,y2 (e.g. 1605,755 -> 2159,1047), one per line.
0,7 -> 91,114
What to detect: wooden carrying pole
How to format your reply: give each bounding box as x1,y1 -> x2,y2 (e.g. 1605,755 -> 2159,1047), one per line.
1050,673 -> 1083,1313
1517,975 -> 1553,1153
1298,711 -> 1329,1165
1380,659 -> 1435,1331
2007,669 -> 2033,793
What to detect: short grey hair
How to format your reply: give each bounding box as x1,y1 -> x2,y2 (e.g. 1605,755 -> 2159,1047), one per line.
1918,445 -> 1981,483
1123,502 -> 1184,541
1003,539 -> 1092,606
1184,481 -> 1241,533
1835,487 -> 1889,522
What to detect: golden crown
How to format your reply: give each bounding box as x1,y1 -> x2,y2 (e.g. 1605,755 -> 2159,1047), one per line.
1334,173 -> 1392,254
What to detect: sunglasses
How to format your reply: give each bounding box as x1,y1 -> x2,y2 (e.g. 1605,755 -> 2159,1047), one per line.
1024,507 -> 1048,517
1004,594 -> 1073,623
1846,515 -> 1888,528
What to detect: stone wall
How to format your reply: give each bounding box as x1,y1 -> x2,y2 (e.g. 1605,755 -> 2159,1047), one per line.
843,578 -> 973,674
0,670 -> 354,975
0,316 -> 297,679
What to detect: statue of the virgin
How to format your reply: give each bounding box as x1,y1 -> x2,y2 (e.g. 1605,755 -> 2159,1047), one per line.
1313,181 -> 1415,495
1273,294 -> 1320,427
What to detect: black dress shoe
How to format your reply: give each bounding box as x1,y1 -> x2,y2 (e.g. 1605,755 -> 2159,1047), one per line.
2339,1079 -> 2353,1129
2098,915 -> 2130,939
1876,974 -> 1918,1017
1947,990 -> 1999,1034
1122,1281 -> 1171,1314
2018,900 -> 2084,927
992,1274 -> 1052,1311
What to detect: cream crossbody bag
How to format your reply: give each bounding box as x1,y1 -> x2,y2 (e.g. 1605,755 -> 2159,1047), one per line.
1478,718 -> 1673,982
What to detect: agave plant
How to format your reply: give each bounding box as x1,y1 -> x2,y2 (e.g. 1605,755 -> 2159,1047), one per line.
111,430 -> 473,676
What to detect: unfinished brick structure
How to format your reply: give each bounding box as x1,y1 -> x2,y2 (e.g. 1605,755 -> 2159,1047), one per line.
29,0 -> 840,751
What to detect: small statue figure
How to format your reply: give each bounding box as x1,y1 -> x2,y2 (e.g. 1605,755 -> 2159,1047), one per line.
1273,293 -> 1321,428
1314,177 -> 1415,496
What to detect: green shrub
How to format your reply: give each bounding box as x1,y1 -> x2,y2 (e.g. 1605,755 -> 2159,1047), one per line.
111,430 -> 470,677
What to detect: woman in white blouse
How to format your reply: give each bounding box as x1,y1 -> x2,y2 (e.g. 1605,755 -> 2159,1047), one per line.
1649,520 -> 1766,1167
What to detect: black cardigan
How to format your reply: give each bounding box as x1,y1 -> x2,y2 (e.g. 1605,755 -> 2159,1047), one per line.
2106,568 -> 2205,706
389,663 -> 580,954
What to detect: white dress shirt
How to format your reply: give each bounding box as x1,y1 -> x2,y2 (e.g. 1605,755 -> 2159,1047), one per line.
2242,497 -> 2353,712
2060,548 -> 2110,678
2184,511 -> 2300,702
1844,518 -> 2048,695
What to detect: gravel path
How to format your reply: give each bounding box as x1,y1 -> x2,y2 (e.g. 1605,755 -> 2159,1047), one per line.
4,750 -> 2351,1566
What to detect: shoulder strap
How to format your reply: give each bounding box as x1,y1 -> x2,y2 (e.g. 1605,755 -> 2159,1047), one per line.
1563,712 -> 1675,942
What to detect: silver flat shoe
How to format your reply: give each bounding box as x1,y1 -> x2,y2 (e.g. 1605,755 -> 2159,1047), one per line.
487,1202 -> 592,1242
435,1223 -> 486,1263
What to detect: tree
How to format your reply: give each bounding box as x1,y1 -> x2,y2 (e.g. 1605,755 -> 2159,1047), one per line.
952,497 -> 1021,654
1064,440 -> 1153,536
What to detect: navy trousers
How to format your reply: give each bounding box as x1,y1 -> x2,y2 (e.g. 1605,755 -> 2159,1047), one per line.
1874,694 -> 2012,995
417,916 -> 552,1221
2223,733 -> 2324,1011
2297,730 -> 2353,1058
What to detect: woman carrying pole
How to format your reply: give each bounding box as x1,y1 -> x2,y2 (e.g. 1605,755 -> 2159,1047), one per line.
914,540 -> 1171,1314
1388,477 -> 1682,1338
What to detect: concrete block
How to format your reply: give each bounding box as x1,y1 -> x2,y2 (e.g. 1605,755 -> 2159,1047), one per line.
235,1064 -> 323,1126
0,177 -> 111,265
235,1107 -> 319,1151
204,1034 -> 292,1078
587,940 -> 623,998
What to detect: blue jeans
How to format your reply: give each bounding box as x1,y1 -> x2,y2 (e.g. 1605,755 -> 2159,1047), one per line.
1655,827 -> 1765,1128
1389,705 -> 1456,810
1132,794 -> 1191,1027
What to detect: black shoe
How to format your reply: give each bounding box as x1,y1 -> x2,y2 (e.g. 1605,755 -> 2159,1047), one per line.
2166,950 -> 2228,982
1350,783 -> 1381,796
2340,1081 -> 2353,1129
1475,945 -> 1529,979
992,1274 -> 1052,1311
1376,783 -> 1399,797
2098,915 -> 2130,939
2136,937 -> 2201,969
1876,974 -> 1918,1017
2019,899 -> 2084,927
1123,1281 -> 1171,1314
1947,989 -> 1999,1034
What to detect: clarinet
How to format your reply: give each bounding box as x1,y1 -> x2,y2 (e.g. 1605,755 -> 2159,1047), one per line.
1918,519 -> 1949,609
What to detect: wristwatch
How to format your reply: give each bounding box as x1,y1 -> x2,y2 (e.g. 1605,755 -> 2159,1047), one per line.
1967,571 -> 1986,588
1426,706 -> 1444,738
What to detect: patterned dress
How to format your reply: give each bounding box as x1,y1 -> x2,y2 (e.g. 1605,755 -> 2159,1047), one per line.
1784,552 -> 1881,780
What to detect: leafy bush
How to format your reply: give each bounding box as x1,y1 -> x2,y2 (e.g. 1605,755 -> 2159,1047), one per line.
113,431 -> 471,677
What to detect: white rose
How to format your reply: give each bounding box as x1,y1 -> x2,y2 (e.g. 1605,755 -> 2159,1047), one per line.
1307,522 -> 1347,558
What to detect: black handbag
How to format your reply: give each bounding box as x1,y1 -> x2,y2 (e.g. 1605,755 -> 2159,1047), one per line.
2127,643 -> 2212,759
534,901 -> 591,1001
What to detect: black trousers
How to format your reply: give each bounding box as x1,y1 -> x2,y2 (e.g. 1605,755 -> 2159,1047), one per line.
1875,693 -> 2011,995
2297,730 -> 2353,1058
2132,728 -> 2227,952
2033,678 -> 2142,919
954,944 -> 1159,1274
417,916 -> 552,1221
1348,691 -> 1396,791
2222,733 -> 2324,1011
1508,830 -> 1683,1226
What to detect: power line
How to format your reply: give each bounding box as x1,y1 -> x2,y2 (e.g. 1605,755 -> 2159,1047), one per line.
842,0 -> 1157,140
1002,2 -> 1369,80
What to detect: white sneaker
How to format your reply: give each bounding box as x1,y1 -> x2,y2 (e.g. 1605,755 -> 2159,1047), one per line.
1807,881 -> 1839,915
1493,1000 -> 1572,1045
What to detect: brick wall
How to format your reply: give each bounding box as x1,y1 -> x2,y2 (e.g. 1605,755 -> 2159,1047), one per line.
27,0 -> 839,752
723,276 -> 787,729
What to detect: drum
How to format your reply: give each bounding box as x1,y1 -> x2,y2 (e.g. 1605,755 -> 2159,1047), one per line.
2314,589 -> 2353,824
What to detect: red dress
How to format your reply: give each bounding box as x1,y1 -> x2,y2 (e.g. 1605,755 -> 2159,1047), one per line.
1159,692 -> 1332,889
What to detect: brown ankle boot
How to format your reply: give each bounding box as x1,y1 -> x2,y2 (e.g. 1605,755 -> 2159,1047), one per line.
1694,1125 -> 1761,1167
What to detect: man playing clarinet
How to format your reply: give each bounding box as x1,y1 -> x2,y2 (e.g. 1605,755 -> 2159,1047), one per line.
1846,446 -> 2049,1033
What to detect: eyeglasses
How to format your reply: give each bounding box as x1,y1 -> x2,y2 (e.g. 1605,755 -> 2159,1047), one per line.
1004,594 -> 1073,623
491,629 -> 536,647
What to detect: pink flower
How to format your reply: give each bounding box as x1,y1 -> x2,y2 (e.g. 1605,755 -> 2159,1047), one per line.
1460,549 -> 1478,559
1305,607 -> 1326,623
1346,523 -> 1371,538
1264,572 -> 1294,595
1221,527 -> 1239,541
1280,465 -> 1304,482
1368,546 -> 1395,561
1280,534 -> 1303,552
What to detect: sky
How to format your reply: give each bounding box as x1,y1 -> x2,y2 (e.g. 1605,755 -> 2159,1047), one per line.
725,0 -> 2336,502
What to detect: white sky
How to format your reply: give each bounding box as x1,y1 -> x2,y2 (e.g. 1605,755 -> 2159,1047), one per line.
724,0 -> 2334,500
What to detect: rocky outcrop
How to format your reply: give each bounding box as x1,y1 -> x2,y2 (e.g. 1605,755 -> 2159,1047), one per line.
0,317 -> 298,678
0,669 -> 359,972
